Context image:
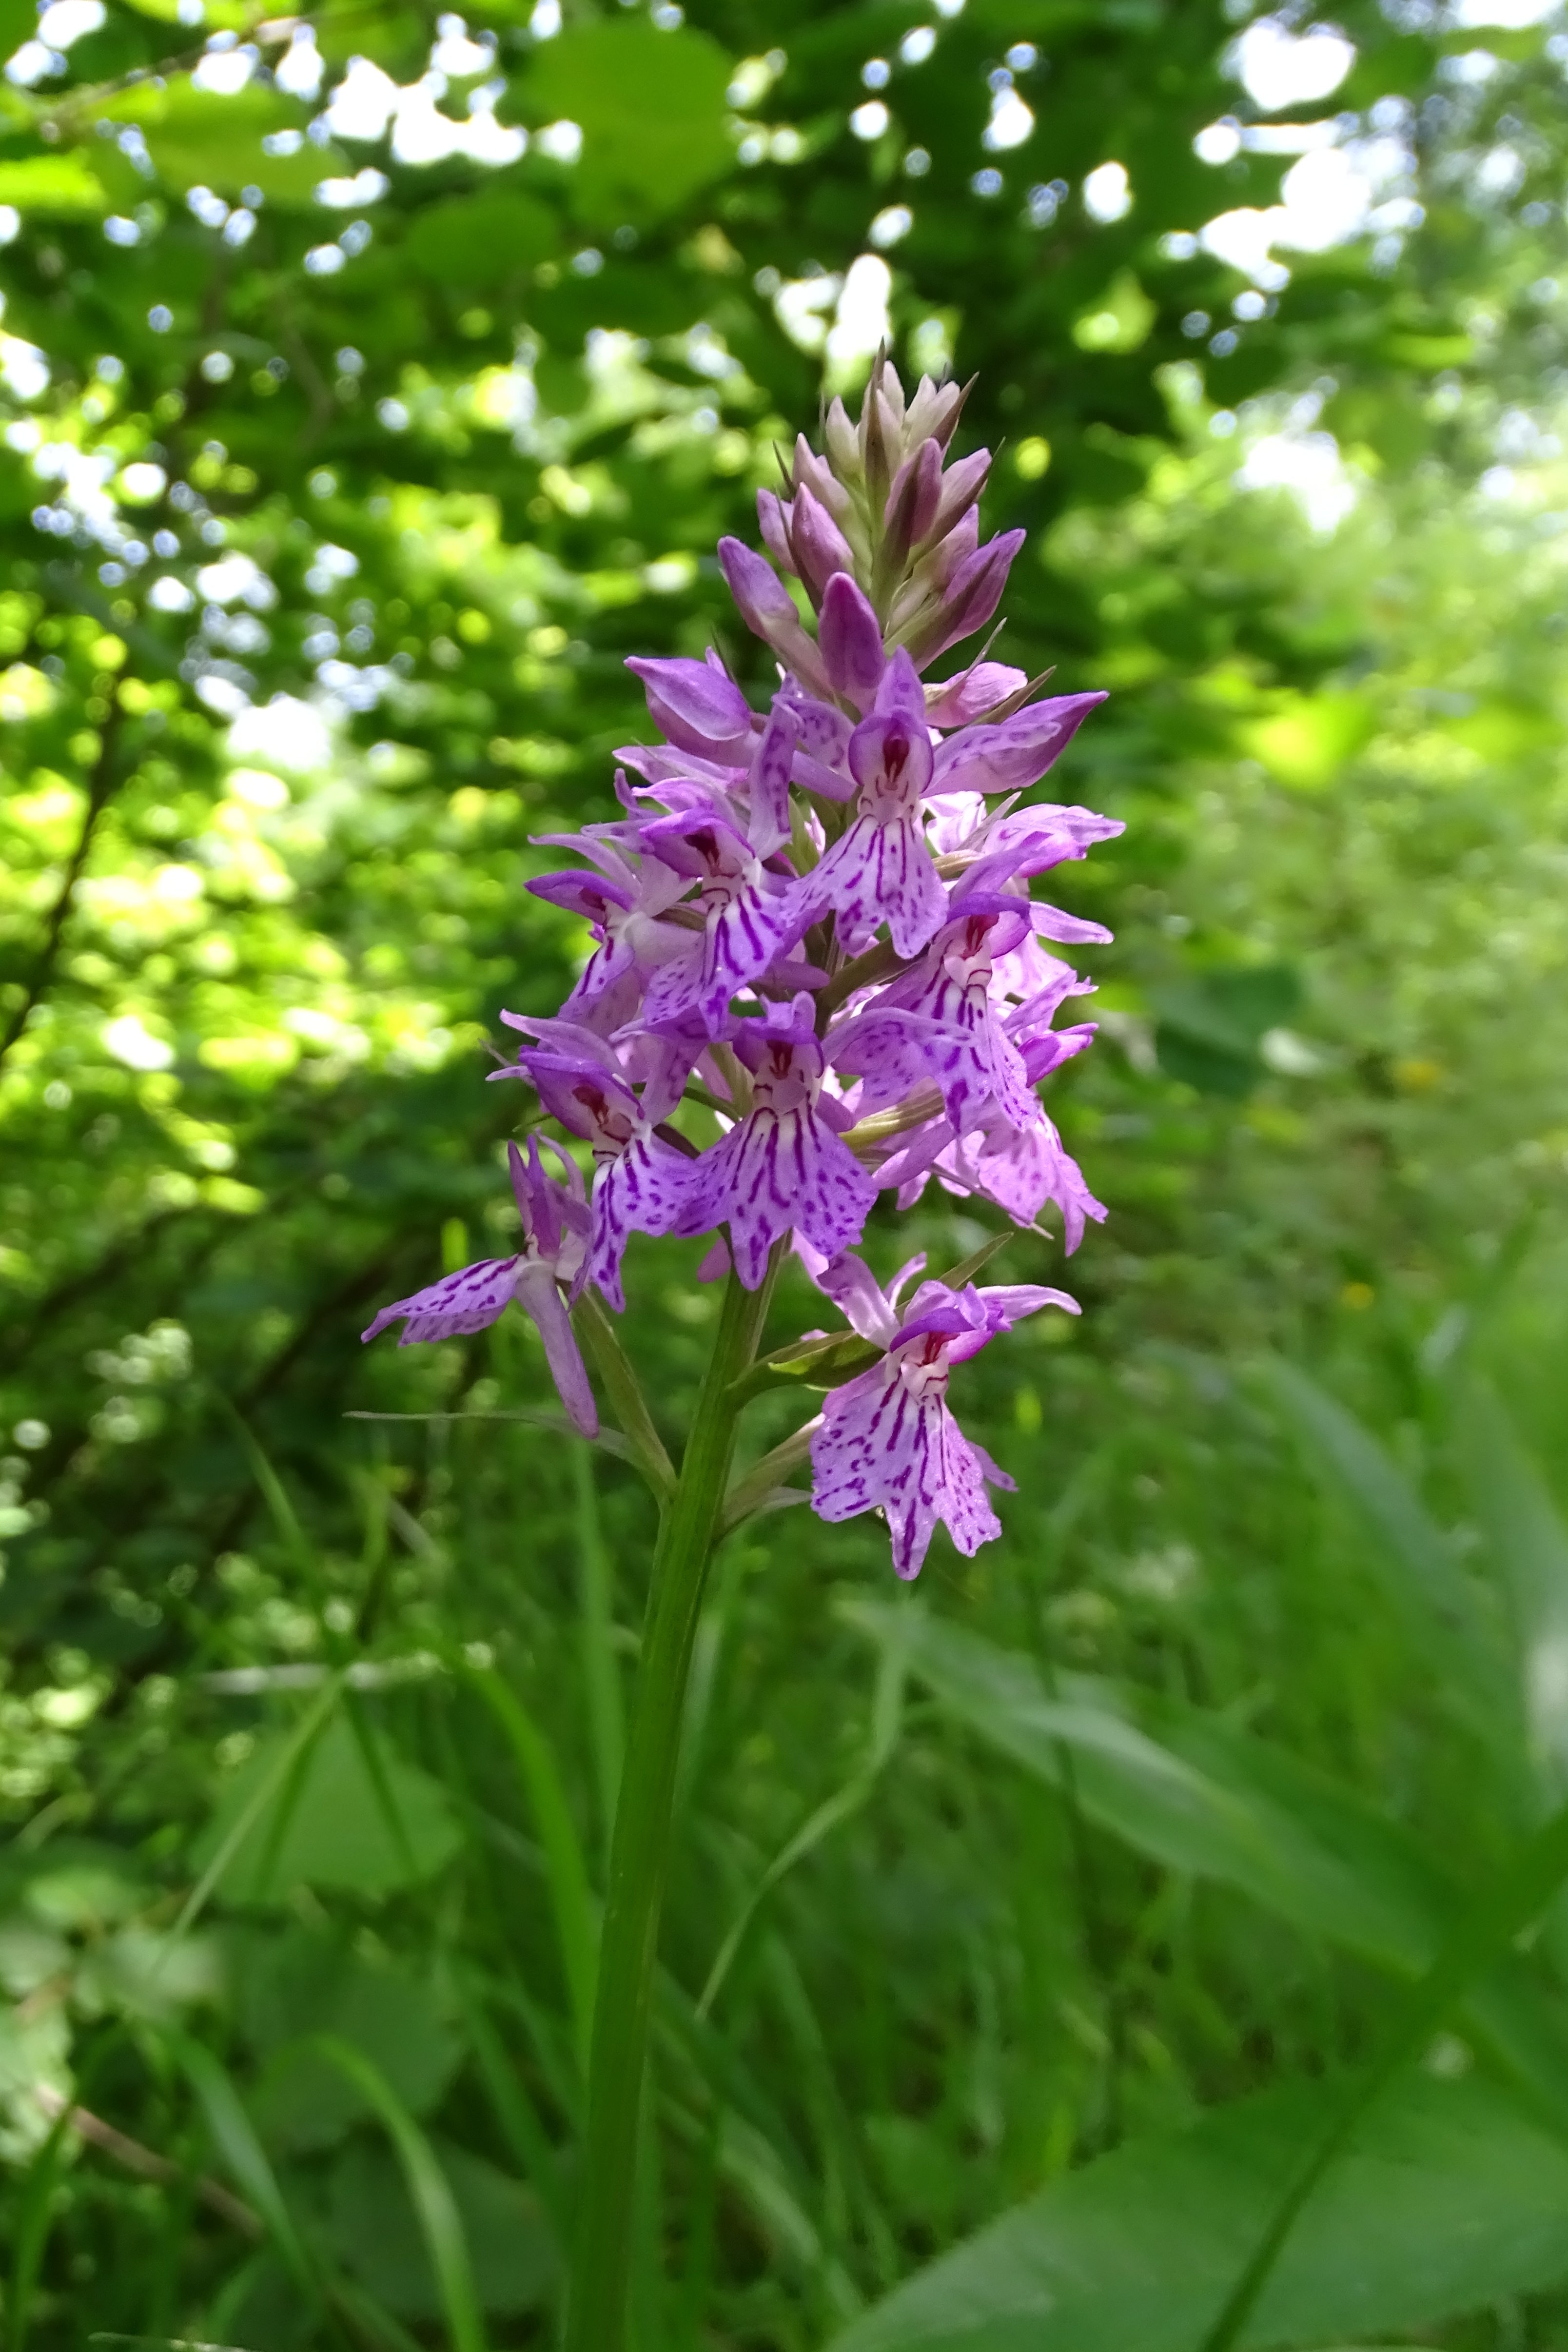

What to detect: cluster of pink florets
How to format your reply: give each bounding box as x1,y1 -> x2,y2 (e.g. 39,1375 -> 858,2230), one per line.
366,360 -> 1120,1578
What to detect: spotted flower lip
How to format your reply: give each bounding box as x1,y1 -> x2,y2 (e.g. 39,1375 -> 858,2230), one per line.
805,1253 -> 1077,1579
365,353 -> 1119,1575
672,995 -> 876,1289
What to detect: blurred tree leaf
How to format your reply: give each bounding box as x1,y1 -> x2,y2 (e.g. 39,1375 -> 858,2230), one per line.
238,1928 -> 461,2153
1239,693 -> 1378,790
0,153 -> 106,215
190,1716 -> 462,1903
96,82 -> 343,203
1073,273 -> 1156,356
404,188 -> 561,286
522,19 -> 736,222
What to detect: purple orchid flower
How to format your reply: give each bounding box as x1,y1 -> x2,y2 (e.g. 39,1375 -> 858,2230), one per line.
923,661 -> 1027,727
362,356 -> 1121,1588
718,534 -> 834,698
874,1074 -> 1106,1248
817,571 -> 888,709
830,900 -> 1042,1134
806,1253 -> 1077,1578
639,807 -> 809,1033
497,1020 -> 697,1312
362,1139 -> 599,1435
526,811 -> 699,1035
928,693 -> 1109,799
795,649 -> 949,959
673,994 -> 877,1288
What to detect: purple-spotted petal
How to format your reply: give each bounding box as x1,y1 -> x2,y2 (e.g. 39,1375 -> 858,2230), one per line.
589,1134 -> 697,1311
809,1357 -> 1003,1580
362,1258 -> 520,1346
800,814 -> 947,960
514,1261 -> 598,1435
676,1106 -> 877,1289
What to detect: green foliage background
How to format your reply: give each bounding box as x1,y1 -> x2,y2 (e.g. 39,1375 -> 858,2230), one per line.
2,0 -> 1568,2343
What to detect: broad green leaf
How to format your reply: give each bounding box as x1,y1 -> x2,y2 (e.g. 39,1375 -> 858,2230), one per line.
190,1716 -> 462,1903
1197,1778 -> 1568,2352
0,155 -> 106,215
240,1930 -> 461,2155
1152,966 -> 1301,1098
844,1601 -> 1568,2116
522,20 -> 736,220
322,2134 -> 556,2318
844,1597 -> 1425,1947
824,2073 -> 1568,2352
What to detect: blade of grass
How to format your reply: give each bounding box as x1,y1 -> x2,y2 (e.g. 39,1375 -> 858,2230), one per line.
339,1690 -> 421,1887
171,2034 -> 319,2307
308,2036 -> 489,2352
1199,1785 -> 1568,2352
1459,1379 -> 1568,1794
717,1419 -> 820,1543
698,1638 -> 906,2018
10,2082 -> 82,2352
454,1972 -> 568,2244
464,1663 -> 599,2073
1263,1359 -> 1514,1739
345,1407 -> 645,1473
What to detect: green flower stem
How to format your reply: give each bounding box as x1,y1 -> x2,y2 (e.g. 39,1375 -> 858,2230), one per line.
563,1259 -> 778,2352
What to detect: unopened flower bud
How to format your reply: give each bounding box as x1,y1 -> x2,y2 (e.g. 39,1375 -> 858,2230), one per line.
902,528 -> 1025,666
923,448 -> 991,549
904,372 -> 971,453
862,383 -> 902,510
824,396 -> 861,485
757,489 -> 799,576
718,535 -> 833,696
887,509 -> 980,635
792,433 -> 853,519
625,653 -> 754,764
876,358 -> 907,430
818,570 -> 886,707
877,437 -> 944,597
791,481 -> 857,604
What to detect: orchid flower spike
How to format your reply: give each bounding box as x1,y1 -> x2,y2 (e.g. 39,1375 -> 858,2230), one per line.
364,355 -> 1122,1578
